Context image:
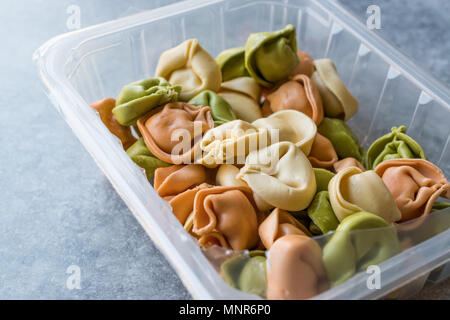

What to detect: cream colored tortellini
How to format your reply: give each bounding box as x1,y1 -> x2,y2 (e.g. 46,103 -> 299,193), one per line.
197,120 -> 272,168
237,141 -> 316,211
198,110 -> 317,168
218,77 -> 262,122
155,39 -> 222,101
216,165 -> 276,212
216,164 -> 248,188
328,166 -> 401,223
311,59 -> 358,121
252,110 -> 317,155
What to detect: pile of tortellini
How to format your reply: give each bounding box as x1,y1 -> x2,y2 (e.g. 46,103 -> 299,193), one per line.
90,25 -> 450,300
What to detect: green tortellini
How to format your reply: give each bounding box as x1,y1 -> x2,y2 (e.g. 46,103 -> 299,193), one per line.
220,250 -> 267,297
307,191 -> 339,235
431,201 -> 450,212
126,138 -> 171,179
313,168 -> 335,192
216,47 -> 249,82
113,77 -> 181,126
322,211 -> 399,286
318,117 -> 363,161
309,222 -> 322,235
188,90 -> 237,127
365,125 -> 426,170
245,24 -> 299,87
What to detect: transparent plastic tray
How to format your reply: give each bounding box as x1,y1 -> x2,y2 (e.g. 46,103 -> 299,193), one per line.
34,0 -> 450,299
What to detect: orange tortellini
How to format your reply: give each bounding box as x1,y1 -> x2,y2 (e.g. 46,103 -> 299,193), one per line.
192,186 -> 260,251
90,98 -> 137,149
258,208 -> 311,249
266,234 -> 328,300
262,74 -> 323,125
137,102 -> 214,164
154,164 -> 211,225
374,159 -> 450,223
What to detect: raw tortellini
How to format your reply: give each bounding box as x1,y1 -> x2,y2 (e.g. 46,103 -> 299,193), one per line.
374,159 -> 450,223
311,59 -> 358,121
218,77 -> 262,122
258,208 -> 311,249
215,47 -> 249,81
253,110 -> 317,155
198,109 -> 317,168
308,133 -> 338,169
137,102 -> 214,164
192,186 -> 259,251
198,120 -> 272,168
237,141 -> 316,211
188,90 -> 236,126
245,24 -> 299,87
313,168 -> 335,193
318,117 -> 363,161
333,157 -> 365,173
262,74 -> 323,125
126,138 -> 171,179
220,251 -> 266,298
216,164 -> 247,188
266,234 -> 328,300
307,191 -> 339,234
113,77 -> 181,125
289,50 -> 314,78
91,98 -> 137,149
215,164 -> 274,210
197,231 -> 230,249
155,39 -> 222,101
328,166 -> 401,223
432,202 -> 450,212
366,125 -> 426,170
154,164 -> 211,225
322,211 -> 399,286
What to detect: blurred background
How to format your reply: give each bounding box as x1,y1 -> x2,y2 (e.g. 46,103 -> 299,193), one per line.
0,0 -> 448,299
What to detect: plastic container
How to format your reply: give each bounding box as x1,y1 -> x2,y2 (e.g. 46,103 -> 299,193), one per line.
34,0 -> 450,299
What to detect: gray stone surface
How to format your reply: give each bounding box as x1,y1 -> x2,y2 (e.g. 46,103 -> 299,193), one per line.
0,0 -> 448,299
339,0 -> 450,85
